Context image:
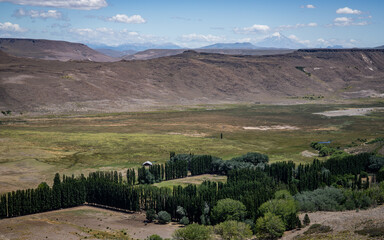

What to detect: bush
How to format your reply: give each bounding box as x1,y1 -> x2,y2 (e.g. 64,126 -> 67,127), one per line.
366,182 -> 384,205
378,167 -> 384,182
214,220 -> 252,240
255,212 -> 285,240
303,214 -> 310,226
304,224 -> 332,235
294,187 -> 345,211
355,226 -> 384,237
244,219 -> 255,232
258,198 -> 298,229
157,211 -> 171,224
146,209 -> 157,222
177,206 -> 186,218
211,198 -> 247,224
179,216 -> 190,225
146,234 -> 163,240
173,223 -> 212,240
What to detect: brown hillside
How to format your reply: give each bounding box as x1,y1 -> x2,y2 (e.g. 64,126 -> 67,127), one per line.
0,38 -> 117,62
1,49 -> 384,113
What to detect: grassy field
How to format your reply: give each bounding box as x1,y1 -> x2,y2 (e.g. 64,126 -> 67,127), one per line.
1,101 -> 384,192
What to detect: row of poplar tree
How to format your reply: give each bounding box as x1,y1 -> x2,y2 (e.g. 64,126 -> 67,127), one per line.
0,151 -> 379,225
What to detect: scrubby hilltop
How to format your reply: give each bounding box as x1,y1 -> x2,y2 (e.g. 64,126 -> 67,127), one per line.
0,38 -> 117,62
0,49 -> 384,113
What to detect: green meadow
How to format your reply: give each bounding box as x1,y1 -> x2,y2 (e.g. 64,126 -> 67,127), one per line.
1,101 -> 384,192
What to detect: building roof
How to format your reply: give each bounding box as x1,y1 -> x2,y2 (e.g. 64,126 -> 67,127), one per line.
142,161 -> 153,166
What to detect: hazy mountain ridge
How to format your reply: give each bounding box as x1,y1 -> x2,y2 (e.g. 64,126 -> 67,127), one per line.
1,49 -> 384,113
256,33 -> 306,49
123,48 -> 294,60
89,42 -> 181,52
200,42 -> 260,49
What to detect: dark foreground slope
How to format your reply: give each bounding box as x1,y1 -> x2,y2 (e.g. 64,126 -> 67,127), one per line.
1,49 -> 384,113
0,38 -> 117,62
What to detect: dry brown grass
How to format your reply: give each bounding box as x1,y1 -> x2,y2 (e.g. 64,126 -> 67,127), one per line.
0,206 -> 180,240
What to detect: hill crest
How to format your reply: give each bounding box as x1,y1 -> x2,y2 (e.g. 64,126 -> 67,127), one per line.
0,38 -> 118,62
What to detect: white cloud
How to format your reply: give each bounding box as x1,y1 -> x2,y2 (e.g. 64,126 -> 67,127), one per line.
0,0 -> 107,10
332,17 -> 368,27
0,21 -> 27,32
277,22 -> 317,30
180,33 -> 224,42
13,8 -> 63,19
335,17 -> 352,23
336,7 -> 362,15
301,4 -> 316,9
69,27 -> 165,46
237,38 -> 252,43
234,24 -> 270,34
288,34 -> 310,46
316,38 -> 359,48
107,14 -> 146,24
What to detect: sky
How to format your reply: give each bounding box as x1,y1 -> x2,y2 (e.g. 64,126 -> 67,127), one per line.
0,0 -> 383,48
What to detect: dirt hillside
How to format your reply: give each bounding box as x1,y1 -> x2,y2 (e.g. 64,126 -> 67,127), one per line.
1,49 -> 384,113
0,38 -> 117,62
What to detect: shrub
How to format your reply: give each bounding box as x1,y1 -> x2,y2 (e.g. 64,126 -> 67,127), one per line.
378,167 -> 384,182
176,206 -> 186,218
146,209 -> 157,222
214,220 -> 252,240
244,219 -> 255,232
179,216 -> 189,225
304,224 -> 332,235
147,234 -> 163,240
211,198 -> 247,224
255,212 -> 285,240
303,214 -> 310,226
355,226 -> 384,237
157,211 -> 171,224
258,198 -> 298,229
172,223 -> 212,240
295,187 -> 345,211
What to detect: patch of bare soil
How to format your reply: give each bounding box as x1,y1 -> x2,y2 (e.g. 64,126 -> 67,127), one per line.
167,132 -> 208,137
0,206 -> 181,240
314,107 -> 384,117
300,150 -> 318,158
243,125 -> 299,130
283,205 -> 384,240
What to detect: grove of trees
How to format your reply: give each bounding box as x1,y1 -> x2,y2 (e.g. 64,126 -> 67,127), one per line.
0,150 -> 384,239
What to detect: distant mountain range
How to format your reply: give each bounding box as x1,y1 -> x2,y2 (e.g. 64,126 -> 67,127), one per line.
95,33 -> 304,58
200,42 -> 260,49
123,48 -> 294,61
1,37 -> 381,62
89,42 -> 181,52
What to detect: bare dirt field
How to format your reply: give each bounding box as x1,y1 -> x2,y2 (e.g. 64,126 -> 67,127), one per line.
314,107 -> 384,117
154,174 -> 227,188
283,205 -> 384,240
243,125 -> 300,130
0,206 -> 181,240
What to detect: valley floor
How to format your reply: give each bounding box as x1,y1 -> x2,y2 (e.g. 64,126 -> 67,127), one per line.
1,102 -> 384,193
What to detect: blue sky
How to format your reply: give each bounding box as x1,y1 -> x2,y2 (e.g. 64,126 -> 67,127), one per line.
0,0 -> 383,48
